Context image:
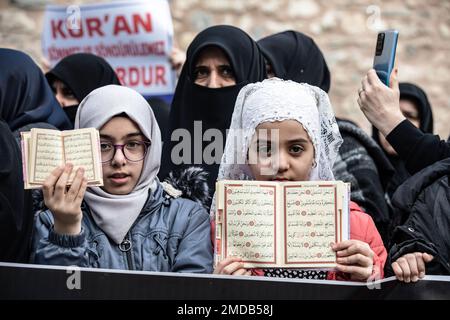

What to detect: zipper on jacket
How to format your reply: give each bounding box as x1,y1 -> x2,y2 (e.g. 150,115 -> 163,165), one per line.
119,234 -> 134,270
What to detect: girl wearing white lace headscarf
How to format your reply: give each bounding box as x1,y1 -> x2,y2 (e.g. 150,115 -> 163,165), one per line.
213,78 -> 386,281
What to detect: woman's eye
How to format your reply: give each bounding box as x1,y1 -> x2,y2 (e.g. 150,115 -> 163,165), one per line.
126,141 -> 141,149
193,67 -> 209,79
290,145 -> 304,154
62,88 -> 76,99
100,143 -> 112,151
220,66 -> 234,78
258,145 -> 271,156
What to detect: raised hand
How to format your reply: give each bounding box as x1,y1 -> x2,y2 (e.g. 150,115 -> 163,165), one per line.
42,163 -> 88,235
357,68 -> 405,136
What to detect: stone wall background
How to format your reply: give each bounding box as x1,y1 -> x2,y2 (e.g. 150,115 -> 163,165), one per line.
1,0 -> 449,138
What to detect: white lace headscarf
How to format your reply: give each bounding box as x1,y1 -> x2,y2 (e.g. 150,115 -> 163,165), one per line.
212,78 -> 342,215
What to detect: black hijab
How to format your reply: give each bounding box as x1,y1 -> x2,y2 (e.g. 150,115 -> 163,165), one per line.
0,48 -> 71,132
372,82 -> 434,197
258,30 -> 331,92
146,97 -> 170,144
160,25 -> 267,195
46,53 -> 121,125
0,119 -> 34,262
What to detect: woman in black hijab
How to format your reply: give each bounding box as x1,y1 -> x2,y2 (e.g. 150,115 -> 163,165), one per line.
0,119 -> 34,262
160,25 -> 266,199
372,82 -> 434,199
0,48 -> 71,135
258,30 -> 330,92
46,53 -> 121,125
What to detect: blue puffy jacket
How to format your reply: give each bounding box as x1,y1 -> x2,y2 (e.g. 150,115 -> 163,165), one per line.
31,182 -> 213,273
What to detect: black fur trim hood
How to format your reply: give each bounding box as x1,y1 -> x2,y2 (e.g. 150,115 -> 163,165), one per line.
164,167 -> 210,209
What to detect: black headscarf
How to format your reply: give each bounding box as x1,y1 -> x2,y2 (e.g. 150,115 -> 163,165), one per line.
146,97 -> 170,145
0,48 -> 71,132
0,119 -> 34,262
46,53 -> 121,124
258,30 -> 331,92
372,82 -> 434,198
160,25 -> 267,196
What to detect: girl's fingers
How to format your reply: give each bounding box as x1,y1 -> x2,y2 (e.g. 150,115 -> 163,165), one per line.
42,165 -> 65,199
66,168 -> 84,202
54,164 -> 73,201
335,264 -> 372,280
405,254 -> 419,282
232,268 -> 250,276
75,178 -> 88,207
422,253 -> 434,263
397,257 -> 411,283
336,253 -> 372,267
214,257 -> 242,274
334,240 -> 372,258
391,261 -> 404,281
415,253 -> 426,279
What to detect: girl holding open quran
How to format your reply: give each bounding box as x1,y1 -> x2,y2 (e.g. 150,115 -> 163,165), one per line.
212,78 -> 387,281
31,85 -> 213,273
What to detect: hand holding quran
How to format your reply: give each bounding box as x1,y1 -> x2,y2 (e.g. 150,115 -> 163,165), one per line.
21,128 -> 103,189
41,163 -> 87,235
214,180 -> 351,270
21,127 -> 103,235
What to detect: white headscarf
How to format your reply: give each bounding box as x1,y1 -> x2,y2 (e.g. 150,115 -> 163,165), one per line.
75,85 -> 162,244
212,78 -> 342,214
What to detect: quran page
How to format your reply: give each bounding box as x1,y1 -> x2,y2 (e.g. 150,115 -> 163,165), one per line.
215,180 -> 349,269
22,128 -> 103,189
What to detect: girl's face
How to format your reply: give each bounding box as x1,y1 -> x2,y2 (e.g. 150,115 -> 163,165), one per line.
99,116 -> 146,195
51,79 -> 79,107
248,120 -> 315,181
193,46 -> 236,88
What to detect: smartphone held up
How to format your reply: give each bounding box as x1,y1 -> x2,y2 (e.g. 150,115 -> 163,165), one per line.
373,30 -> 399,86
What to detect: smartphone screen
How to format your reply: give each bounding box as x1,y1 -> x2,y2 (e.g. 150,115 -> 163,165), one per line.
373,30 -> 399,86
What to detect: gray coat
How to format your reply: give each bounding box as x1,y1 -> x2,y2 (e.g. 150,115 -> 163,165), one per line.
31,182 -> 213,273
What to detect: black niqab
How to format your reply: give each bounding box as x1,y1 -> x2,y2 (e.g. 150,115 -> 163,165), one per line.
258,30 -> 331,92
46,53 -> 121,125
160,25 -> 267,196
46,53 -> 121,102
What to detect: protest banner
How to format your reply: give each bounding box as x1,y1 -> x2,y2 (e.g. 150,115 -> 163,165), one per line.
42,0 -> 175,97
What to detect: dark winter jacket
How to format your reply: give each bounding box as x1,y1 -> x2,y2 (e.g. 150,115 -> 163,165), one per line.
386,157 -> 450,276
387,120 -> 450,176
333,119 -> 394,244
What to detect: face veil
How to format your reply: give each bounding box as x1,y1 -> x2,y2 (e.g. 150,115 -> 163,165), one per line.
160,25 -> 267,196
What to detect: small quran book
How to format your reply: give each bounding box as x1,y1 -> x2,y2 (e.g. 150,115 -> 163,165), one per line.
21,128 -> 103,189
215,180 -> 350,269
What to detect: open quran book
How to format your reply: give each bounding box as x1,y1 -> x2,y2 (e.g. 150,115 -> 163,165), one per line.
215,180 -> 350,269
21,128 -> 103,189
